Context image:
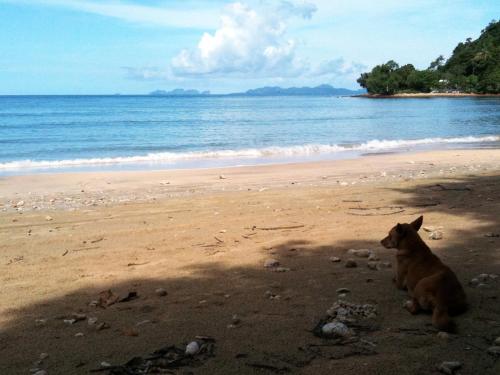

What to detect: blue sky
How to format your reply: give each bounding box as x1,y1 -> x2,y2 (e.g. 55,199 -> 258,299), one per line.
0,0 -> 498,94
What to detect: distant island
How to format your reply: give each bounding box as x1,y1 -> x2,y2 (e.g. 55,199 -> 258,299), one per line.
149,89 -> 211,96
357,20 -> 499,96
149,84 -> 365,97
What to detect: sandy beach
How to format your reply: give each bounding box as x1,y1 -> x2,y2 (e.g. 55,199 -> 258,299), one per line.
1,149 -> 500,374
356,93 -> 500,98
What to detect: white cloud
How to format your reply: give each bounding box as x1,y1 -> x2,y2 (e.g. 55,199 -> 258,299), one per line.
2,0 -> 219,29
171,2 -> 314,77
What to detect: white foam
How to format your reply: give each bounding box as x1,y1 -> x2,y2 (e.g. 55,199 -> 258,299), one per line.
0,135 -> 498,171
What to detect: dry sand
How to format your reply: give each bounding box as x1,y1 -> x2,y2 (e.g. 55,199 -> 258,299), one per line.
1,149 -> 500,374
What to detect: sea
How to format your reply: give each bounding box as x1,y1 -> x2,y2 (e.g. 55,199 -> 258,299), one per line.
0,95 -> 499,175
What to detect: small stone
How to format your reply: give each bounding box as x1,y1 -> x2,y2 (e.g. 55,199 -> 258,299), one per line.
329,256 -> 341,262
490,274 -> 498,280
494,337 -> 500,345
33,371 -> 47,375
477,273 -> 490,282
122,328 -> 139,337
437,331 -> 449,340
368,253 -> 379,261
39,353 -> 49,360
469,278 -> 479,286
87,317 -> 98,325
273,267 -> 290,272
231,314 -> 241,325
96,322 -> 110,331
264,259 -> 280,268
185,341 -> 200,355
15,200 -> 25,207
367,261 -> 378,270
100,362 -> 112,367
72,313 -> 86,321
219,175 -> 227,180
155,288 -> 168,297
487,346 -> 500,355
75,332 -> 84,337
45,215 -> 53,221
423,226 -> 436,232
35,319 -> 47,326
347,249 -> 371,258
321,321 -> 352,337
345,259 -> 357,268
63,319 -> 76,325
438,361 -> 462,374
336,288 -> 350,294
378,261 -> 392,269
429,231 -> 443,240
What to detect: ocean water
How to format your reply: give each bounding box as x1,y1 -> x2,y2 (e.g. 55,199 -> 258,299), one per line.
0,95 -> 499,175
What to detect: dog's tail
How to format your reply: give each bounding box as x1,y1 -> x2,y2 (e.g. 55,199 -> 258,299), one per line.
432,306 -> 456,332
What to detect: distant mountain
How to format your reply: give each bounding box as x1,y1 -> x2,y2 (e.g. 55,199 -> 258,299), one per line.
149,89 -> 210,96
233,84 -> 366,96
149,85 -> 365,97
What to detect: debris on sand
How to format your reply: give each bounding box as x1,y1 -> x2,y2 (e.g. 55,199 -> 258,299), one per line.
367,261 -> 392,271
264,259 -> 280,268
345,259 -> 357,268
329,256 -> 341,263
97,290 -> 119,307
155,288 -> 168,297
92,337 -> 215,374
437,361 -> 462,374
119,291 -> 138,303
437,331 -> 450,340
429,230 -> 443,240
96,290 -> 138,307
487,346 -> 500,356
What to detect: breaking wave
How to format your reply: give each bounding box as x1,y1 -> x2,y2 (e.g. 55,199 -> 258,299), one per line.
0,135 -> 498,171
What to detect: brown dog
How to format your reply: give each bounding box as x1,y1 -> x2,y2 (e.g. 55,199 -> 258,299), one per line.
381,216 -> 467,331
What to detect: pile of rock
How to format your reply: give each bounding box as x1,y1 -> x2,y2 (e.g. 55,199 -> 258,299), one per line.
326,300 -> 378,322
469,273 -> 498,288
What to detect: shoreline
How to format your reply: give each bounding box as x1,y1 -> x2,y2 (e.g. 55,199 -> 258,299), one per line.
2,148 -> 500,213
354,92 -> 500,98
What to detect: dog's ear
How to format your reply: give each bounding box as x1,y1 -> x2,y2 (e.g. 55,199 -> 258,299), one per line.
410,215 -> 423,231
396,223 -> 404,235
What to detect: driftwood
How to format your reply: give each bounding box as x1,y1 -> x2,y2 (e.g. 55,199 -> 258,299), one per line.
254,225 -> 305,231
434,184 -> 471,191
348,210 -> 405,216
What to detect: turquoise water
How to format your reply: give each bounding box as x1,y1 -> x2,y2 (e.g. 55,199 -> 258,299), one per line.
0,95 -> 499,175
